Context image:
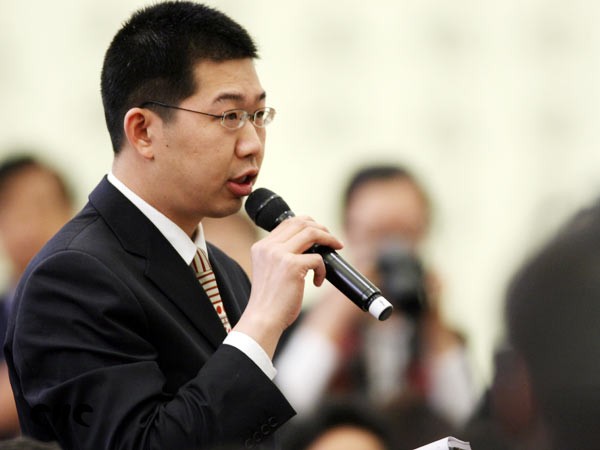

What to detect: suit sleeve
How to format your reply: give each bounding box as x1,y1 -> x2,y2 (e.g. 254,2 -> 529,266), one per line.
10,250 -> 294,450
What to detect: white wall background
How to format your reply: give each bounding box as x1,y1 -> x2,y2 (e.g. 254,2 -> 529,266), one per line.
2,0 -> 600,389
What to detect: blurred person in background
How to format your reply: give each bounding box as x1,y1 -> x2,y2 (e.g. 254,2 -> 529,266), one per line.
0,155 -> 74,440
281,398 -> 393,450
0,436 -> 61,450
275,164 -> 477,438
202,212 -> 260,278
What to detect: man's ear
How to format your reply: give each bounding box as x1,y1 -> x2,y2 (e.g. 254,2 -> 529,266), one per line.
123,107 -> 159,160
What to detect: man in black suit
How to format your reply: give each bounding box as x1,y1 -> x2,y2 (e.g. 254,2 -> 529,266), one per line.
3,2 -> 342,449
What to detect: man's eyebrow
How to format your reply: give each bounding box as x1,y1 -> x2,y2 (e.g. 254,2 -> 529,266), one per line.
213,91 -> 267,104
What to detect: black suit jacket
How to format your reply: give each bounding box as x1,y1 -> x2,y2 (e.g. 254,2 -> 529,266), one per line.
3,177 -> 294,450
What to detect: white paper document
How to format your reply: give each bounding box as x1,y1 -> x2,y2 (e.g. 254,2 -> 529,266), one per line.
413,436 -> 471,450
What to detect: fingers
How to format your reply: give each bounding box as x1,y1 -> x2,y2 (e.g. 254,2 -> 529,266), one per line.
257,216 -> 341,286
244,216 -> 342,339
265,215 -> 343,254
311,253 -> 327,287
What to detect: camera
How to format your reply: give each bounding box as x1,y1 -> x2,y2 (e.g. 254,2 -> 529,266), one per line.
376,241 -> 427,319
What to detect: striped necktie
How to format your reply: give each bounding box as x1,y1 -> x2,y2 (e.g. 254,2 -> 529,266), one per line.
192,248 -> 231,333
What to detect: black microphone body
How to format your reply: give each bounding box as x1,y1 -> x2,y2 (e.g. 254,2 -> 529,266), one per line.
245,188 -> 393,321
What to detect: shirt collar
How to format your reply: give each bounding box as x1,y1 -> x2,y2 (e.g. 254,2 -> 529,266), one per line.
107,172 -> 207,265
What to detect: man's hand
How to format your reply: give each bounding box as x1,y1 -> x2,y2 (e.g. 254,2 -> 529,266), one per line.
233,216 -> 343,358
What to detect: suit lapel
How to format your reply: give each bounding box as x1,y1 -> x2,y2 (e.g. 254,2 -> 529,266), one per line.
89,177 -> 226,348
145,242 -> 227,346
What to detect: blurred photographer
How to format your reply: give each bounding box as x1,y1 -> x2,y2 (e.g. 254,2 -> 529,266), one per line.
275,164 -> 477,435
377,238 -> 427,320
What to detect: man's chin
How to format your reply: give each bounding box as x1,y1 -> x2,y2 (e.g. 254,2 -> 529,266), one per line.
209,200 -> 244,219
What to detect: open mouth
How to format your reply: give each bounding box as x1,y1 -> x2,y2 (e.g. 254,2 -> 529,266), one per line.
231,173 -> 256,185
227,172 -> 258,197
234,175 -> 251,184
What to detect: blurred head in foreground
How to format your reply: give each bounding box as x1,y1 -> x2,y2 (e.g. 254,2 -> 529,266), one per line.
505,202 -> 600,450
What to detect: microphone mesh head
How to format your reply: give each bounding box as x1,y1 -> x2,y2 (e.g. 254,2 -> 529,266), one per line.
245,188 -> 291,231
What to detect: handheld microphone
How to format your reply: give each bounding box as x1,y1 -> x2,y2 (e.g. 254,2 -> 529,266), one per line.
245,188 -> 393,321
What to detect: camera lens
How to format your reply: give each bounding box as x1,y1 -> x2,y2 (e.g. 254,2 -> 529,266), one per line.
376,241 -> 427,318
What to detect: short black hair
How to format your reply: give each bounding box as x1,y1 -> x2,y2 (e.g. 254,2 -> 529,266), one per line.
505,201 -> 600,449
100,1 -> 258,152
342,164 -> 431,228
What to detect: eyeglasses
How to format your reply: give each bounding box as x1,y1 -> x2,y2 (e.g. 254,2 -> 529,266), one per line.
140,101 -> 276,130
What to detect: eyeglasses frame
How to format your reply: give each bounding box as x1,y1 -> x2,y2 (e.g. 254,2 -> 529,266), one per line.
139,100 -> 275,130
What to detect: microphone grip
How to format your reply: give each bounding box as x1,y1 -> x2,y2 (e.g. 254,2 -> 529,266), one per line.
251,201 -> 393,320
